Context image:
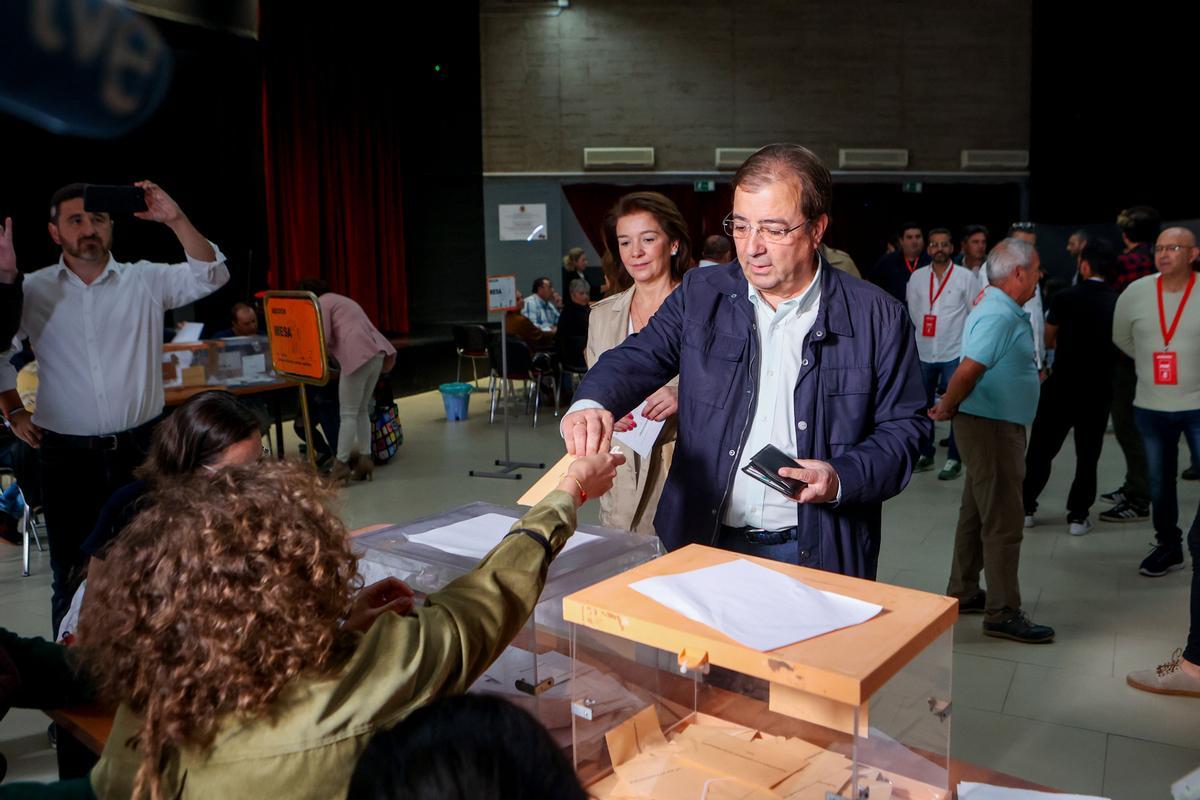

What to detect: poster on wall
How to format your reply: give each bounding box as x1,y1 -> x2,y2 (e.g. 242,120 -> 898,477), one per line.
498,203 -> 548,241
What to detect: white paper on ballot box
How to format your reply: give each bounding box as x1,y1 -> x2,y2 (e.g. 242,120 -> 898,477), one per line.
629,558 -> 882,651
957,783 -> 1110,800
405,513 -> 600,560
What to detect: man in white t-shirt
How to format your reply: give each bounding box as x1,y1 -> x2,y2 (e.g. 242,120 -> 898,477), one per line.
907,228 -> 977,480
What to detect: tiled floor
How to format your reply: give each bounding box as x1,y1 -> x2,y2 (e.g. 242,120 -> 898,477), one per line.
1,386 -> 1197,797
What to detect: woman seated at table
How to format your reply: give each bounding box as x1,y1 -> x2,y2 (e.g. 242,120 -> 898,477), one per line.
3,452 -> 622,799
588,191 -> 691,535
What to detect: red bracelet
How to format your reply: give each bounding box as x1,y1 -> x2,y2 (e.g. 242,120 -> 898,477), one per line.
561,474 -> 587,503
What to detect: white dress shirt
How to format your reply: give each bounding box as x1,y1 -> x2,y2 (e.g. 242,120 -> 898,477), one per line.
905,263 -> 976,363
722,271 -> 822,531
6,247 -> 229,435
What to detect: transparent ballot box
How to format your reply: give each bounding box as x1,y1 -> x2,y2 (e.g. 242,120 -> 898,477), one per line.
562,545 -> 956,800
206,335 -> 275,385
352,502 -> 662,746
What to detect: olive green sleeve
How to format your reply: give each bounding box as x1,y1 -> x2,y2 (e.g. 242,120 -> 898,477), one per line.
0,777 -> 97,799
343,490 -> 578,724
0,627 -> 96,709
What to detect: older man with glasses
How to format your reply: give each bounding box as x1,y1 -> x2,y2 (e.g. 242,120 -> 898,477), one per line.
559,144 -> 929,579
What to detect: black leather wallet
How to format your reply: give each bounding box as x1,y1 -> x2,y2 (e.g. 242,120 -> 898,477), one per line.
740,444 -> 806,497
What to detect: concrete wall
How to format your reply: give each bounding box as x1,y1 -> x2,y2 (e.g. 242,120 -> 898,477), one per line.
481,0 -> 1032,173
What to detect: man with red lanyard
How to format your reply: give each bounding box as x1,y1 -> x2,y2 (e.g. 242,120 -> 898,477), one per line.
1112,227 -> 1200,577
906,228 -> 975,479
868,222 -> 929,303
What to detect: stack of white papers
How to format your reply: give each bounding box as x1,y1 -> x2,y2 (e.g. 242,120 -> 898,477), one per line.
405,512 -> 600,559
630,558 -> 882,651
957,783 -> 1110,800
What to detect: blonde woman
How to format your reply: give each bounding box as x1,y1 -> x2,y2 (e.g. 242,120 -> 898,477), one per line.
586,192 -> 692,535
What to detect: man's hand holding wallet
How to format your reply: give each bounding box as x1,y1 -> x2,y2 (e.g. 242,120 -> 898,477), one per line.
742,444 -> 841,504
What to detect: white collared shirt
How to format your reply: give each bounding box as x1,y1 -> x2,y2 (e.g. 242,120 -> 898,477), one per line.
905,263 -> 976,363
5,247 -> 229,435
722,269 -> 822,531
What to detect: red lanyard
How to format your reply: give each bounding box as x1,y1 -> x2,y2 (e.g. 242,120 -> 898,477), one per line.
904,257 -> 919,273
1157,272 -> 1197,349
929,264 -> 954,310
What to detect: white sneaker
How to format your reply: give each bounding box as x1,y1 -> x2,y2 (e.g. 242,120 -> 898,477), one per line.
1024,515 -> 1035,528
1068,518 -> 1092,536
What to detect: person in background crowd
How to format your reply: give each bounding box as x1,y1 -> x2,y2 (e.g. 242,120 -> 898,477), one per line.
0,181 -> 229,634
1100,205 -> 1161,523
212,302 -> 259,339
1066,229 -> 1088,263
521,277 -> 559,332
583,191 -> 690,535
1006,223 -> 1046,375
563,144 -> 929,579
1112,227 -> 1200,577
0,453 -> 622,799
697,234 -> 733,267
868,222 -> 929,303
556,279 -> 591,364
956,224 -> 989,274
1022,240 -> 1119,536
561,246 -> 599,300
347,694 -> 588,800
819,242 -> 861,279
0,216 -> 20,342
505,290 -> 555,350
906,228 -> 975,480
299,278 -> 396,485
931,238 -> 1054,644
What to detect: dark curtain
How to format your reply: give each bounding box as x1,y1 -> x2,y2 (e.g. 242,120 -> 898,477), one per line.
562,183 -> 734,262
258,3 -> 408,333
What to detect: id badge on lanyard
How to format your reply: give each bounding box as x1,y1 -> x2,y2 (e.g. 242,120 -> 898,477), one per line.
1154,273 -> 1195,385
922,314 -> 937,337
924,265 -> 953,337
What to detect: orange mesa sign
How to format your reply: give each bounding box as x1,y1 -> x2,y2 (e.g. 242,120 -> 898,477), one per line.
262,291 -> 330,385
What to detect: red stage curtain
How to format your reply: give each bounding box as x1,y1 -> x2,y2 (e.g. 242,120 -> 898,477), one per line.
562,183 -> 734,262
258,4 -> 408,333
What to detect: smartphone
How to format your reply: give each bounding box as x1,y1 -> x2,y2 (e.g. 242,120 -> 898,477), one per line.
83,185 -> 147,215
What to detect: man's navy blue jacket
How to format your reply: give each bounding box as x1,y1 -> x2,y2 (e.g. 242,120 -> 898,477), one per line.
574,257 -> 931,579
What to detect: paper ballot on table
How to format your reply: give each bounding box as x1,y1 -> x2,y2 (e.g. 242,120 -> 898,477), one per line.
612,400 -> 665,459
957,784 -> 1111,800
171,322 -> 204,343
405,513 -> 600,560
630,559 -> 882,651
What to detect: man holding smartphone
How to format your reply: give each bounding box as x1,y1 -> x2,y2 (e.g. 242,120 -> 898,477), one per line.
560,144 -> 929,580
0,181 -> 229,633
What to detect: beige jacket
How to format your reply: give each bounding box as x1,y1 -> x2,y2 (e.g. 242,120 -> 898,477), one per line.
585,287 -> 678,535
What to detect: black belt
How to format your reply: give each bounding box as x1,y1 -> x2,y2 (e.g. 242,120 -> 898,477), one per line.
720,525 -> 799,546
42,418 -> 159,452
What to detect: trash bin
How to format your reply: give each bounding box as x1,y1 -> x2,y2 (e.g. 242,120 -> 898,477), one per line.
438,382 -> 473,421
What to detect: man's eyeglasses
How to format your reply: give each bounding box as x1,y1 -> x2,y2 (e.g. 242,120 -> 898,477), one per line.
723,214 -> 809,244
1154,244 -> 1192,254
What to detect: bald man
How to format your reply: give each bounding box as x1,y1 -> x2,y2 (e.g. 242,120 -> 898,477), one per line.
1113,227 -> 1200,577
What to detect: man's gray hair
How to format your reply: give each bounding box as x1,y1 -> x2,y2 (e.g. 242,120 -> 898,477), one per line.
986,238 -> 1036,285
568,279 -> 590,296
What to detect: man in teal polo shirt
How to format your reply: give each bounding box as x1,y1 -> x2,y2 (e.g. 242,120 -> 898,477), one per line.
931,238 -> 1055,644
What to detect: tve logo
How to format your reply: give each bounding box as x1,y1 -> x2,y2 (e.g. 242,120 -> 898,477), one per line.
0,0 -> 172,138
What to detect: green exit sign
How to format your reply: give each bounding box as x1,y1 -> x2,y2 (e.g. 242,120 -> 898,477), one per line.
902,181 -> 923,193
694,180 -> 715,192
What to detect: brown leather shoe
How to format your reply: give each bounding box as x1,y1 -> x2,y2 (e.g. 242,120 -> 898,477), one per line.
349,451 -> 374,482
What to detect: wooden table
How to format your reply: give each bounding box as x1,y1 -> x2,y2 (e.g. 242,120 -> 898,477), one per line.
164,379 -> 296,455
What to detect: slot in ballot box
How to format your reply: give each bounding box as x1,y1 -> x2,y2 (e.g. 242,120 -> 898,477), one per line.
352,502 -> 661,748
562,545 -> 957,800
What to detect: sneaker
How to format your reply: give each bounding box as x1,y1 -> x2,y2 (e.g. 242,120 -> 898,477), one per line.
915,455 -> 935,472
1099,500 -> 1149,523
1068,518 -> 1092,536
1099,489 -> 1125,505
1024,514 -> 1035,528
957,591 -> 986,615
1183,466 -> 1199,481
1126,649 -> 1200,697
1139,544 -> 1185,577
938,459 -> 962,480
983,612 -> 1055,644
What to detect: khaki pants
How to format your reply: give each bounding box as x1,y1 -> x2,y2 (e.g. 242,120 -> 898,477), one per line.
947,413 -> 1027,623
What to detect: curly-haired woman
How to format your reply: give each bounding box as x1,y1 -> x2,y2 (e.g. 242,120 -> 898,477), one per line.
1,451 -> 622,799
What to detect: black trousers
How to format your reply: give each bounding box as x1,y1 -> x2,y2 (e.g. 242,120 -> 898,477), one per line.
40,423 -> 156,636
1186,503 -> 1200,665
1111,356 -> 1149,505
1023,374 -> 1111,520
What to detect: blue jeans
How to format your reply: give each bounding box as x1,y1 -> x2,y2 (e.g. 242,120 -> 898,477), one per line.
1186,502 -> 1200,664
920,359 -> 960,460
1134,407 -> 1200,547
